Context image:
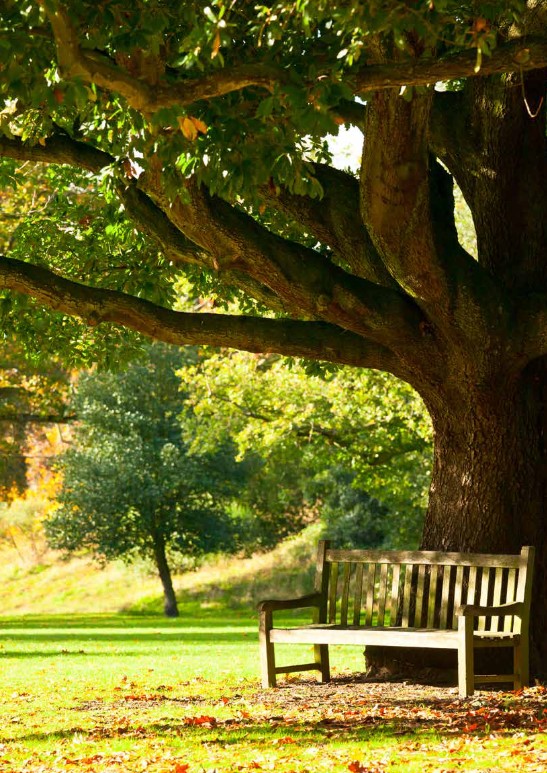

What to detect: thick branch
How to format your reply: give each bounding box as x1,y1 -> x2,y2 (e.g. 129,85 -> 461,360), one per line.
46,2 -> 281,113
361,90 -> 447,304
44,4 -> 547,109
263,164 -> 396,287
0,255 -> 403,373
0,135 -> 210,267
352,37 -> 547,94
140,173 -> 433,356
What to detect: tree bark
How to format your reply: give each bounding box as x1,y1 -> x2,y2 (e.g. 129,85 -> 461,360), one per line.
367,367 -> 547,680
153,538 -> 179,618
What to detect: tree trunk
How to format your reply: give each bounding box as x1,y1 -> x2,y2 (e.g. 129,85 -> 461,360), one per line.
423,369 -> 546,678
367,368 -> 547,680
153,538 -> 179,618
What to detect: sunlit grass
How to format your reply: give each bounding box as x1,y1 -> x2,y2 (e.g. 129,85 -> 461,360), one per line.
0,612 -> 545,773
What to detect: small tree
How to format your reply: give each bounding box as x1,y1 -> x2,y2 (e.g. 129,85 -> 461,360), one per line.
46,344 -> 241,617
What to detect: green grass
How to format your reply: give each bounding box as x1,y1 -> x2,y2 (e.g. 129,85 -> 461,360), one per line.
0,530 -> 545,771
0,610 -> 545,773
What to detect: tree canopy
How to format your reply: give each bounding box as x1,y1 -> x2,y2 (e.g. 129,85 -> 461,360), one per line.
0,1 -> 546,674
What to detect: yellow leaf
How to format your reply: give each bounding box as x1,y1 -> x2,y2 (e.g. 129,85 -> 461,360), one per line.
211,29 -> 221,59
190,116 -> 208,135
178,116 -> 198,141
38,137 -> 46,146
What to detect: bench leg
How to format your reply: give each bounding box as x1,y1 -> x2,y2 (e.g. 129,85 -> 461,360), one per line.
514,637 -> 529,690
458,615 -> 475,698
314,644 -> 330,683
259,610 -> 276,688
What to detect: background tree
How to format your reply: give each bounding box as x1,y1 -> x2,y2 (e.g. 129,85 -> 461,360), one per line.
0,1 -> 546,673
181,350 -> 431,548
46,344 -> 243,617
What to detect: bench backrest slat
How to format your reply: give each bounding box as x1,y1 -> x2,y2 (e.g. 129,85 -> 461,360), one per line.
439,566 -> 452,628
490,567 -> 504,632
318,541 -> 534,633
364,563 -> 376,625
376,563 -> 389,626
328,561 -> 338,624
504,568 -> 517,633
413,565 -> 426,627
401,564 -> 413,627
477,567 -> 491,631
452,565 -> 465,628
427,566 -> 439,628
340,562 -> 351,626
353,563 -> 364,626
389,563 -> 401,625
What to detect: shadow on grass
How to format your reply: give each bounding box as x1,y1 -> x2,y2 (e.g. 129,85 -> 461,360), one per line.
7,703 -> 543,747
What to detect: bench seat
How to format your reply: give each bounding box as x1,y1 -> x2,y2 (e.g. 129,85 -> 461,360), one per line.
270,624 -> 520,648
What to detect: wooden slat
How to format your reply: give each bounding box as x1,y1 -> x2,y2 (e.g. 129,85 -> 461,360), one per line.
314,540 -> 330,624
439,565 -> 452,629
352,563 -> 364,626
271,625 -> 462,648
490,567 -> 504,632
325,548 -> 522,568
389,563 -> 401,626
452,565 -> 465,627
427,565 -> 439,628
413,565 -> 426,627
477,567 -> 491,631
328,562 -> 339,624
340,562 -> 351,626
376,563 -> 389,626
504,568 -> 517,633
467,566 -> 478,607
401,564 -> 414,627
364,563 -> 376,626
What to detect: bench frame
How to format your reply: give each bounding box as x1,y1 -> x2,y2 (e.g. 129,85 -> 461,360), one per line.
258,541 -> 535,697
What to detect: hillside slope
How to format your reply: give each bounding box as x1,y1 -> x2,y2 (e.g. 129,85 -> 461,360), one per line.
0,524 -> 321,615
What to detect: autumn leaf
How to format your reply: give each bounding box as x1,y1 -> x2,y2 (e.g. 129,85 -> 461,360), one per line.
211,29 -> 221,59
191,117 -> 208,134
178,116 -> 207,140
183,715 -> 217,726
178,116 -> 198,141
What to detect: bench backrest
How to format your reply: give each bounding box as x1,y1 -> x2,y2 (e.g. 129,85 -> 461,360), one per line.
314,541 -> 534,633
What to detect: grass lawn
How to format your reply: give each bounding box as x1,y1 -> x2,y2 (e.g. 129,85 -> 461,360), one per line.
0,607 -> 545,773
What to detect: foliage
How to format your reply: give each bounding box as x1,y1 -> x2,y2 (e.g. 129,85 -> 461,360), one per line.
181,351 -> 432,548
46,343 -> 245,614
0,488 -> 50,562
0,336 -> 71,498
313,467 -> 390,549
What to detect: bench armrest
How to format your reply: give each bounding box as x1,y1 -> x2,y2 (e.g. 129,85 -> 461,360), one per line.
257,592 -> 323,613
457,601 -> 525,617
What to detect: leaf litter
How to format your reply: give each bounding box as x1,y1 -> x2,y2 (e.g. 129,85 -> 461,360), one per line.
0,678 -> 544,772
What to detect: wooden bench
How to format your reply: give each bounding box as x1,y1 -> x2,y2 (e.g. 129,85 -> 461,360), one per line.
258,541 -> 534,697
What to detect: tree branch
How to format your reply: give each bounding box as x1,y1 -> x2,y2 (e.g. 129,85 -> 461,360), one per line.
43,3 -> 547,110
45,1 -> 281,113
0,135 -> 436,365
0,255 -> 404,373
263,164 -> 396,287
352,37 -> 547,94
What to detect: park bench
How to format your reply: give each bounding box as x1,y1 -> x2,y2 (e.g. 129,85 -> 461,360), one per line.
258,541 -> 534,697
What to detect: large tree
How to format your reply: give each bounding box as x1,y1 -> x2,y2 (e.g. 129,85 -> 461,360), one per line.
0,1 -> 546,673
